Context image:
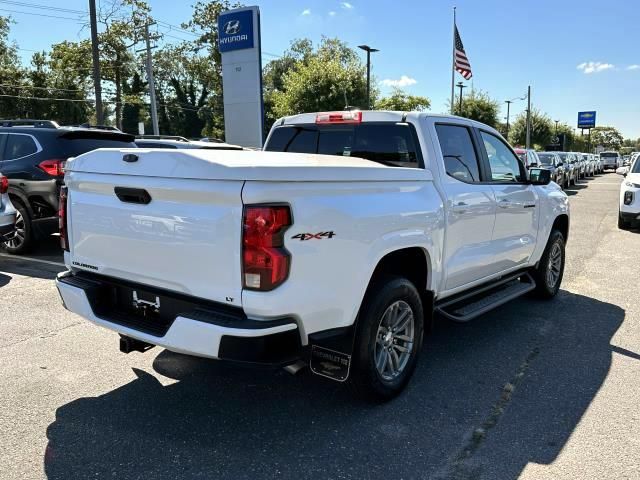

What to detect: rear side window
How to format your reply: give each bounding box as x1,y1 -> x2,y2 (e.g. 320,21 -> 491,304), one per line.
5,134 -> 38,159
435,124 -> 481,182
265,123 -> 421,168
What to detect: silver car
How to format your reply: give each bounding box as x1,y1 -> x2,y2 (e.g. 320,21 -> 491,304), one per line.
0,174 -> 17,242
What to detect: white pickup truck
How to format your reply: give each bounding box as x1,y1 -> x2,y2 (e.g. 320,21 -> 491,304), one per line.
56,111 -> 569,400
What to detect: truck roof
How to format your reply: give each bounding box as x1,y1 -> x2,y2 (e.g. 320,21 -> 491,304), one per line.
275,110 -> 502,135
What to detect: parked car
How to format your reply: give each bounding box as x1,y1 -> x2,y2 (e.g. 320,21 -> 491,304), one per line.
134,138 -> 243,150
56,110 -> 569,400
0,120 -> 137,254
601,151 -> 621,170
557,152 -> 577,186
569,152 -> 587,178
617,156 -> 640,229
581,153 -> 595,177
537,152 -> 567,188
0,173 -> 16,242
623,155 -> 631,166
513,148 -> 541,168
593,153 -> 603,174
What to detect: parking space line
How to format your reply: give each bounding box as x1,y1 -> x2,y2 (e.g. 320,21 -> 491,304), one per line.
0,253 -> 65,267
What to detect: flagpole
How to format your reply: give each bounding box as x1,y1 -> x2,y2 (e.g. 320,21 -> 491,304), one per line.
450,7 -> 456,114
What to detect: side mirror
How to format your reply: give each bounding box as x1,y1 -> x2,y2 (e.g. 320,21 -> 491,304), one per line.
529,167 -> 551,185
557,162 -> 563,167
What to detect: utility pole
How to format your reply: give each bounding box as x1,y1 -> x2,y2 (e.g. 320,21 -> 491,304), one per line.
555,120 -> 559,135
358,45 -> 379,110
88,0 -> 103,124
456,82 -> 466,115
525,85 -> 532,150
144,21 -> 159,135
505,100 -> 513,139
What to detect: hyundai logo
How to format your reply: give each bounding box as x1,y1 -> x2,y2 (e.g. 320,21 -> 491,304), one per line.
224,20 -> 241,35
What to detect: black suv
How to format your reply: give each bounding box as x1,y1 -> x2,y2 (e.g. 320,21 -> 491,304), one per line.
0,120 -> 136,254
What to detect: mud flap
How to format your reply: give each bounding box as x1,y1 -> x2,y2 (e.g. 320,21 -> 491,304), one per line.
308,326 -> 355,382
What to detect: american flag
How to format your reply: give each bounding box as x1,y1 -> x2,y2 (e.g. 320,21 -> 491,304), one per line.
454,25 -> 472,80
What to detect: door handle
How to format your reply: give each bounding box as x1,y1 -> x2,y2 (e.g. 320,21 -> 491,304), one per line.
452,201 -> 468,213
498,199 -> 512,209
114,187 -> 152,205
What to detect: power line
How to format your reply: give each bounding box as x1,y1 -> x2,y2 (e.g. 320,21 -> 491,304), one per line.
0,0 -> 85,15
0,7 -> 84,21
0,82 -> 89,93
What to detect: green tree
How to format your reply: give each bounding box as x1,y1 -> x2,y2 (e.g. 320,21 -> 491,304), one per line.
270,38 -> 370,119
452,89 -> 500,128
375,88 -> 430,111
509,108 -> 553,148
0,16 -> 28,118
590,126 -> 624,151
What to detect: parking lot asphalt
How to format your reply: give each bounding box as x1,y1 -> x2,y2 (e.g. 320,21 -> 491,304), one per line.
1,173 -> 639,480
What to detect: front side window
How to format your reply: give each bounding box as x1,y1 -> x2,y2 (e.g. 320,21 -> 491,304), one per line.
480,131 -> 524,182
537,153 -> 555,165
435,124 -> 481,182
5,134 -> 38,160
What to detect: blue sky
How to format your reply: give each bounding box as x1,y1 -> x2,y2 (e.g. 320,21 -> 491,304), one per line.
5,0 -> 640,138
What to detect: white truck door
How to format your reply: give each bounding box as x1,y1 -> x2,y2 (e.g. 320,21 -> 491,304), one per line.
477,130 -> 538,271
432,123 -> 498,290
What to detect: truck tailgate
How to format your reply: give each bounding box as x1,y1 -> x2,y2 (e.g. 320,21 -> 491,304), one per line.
65,171 -> 244,307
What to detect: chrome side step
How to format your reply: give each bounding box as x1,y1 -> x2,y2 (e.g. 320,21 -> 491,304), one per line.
435,271 -> 536,323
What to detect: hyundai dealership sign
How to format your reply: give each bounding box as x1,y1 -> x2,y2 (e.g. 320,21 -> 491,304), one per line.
218,7 -> 263,148
218,9 -> 254,52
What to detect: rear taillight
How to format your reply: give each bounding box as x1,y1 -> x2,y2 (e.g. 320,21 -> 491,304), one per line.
316,111 -> 362,124
59,186 -> 69,251
0,176 -> 7,194
242,205 -> 292,291
38,159 -> 65,177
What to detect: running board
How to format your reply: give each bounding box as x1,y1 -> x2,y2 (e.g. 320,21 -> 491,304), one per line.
435,271 -> 536,323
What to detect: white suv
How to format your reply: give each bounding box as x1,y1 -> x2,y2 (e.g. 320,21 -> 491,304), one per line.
0,174 -> 16,241
618,157 -> 640,229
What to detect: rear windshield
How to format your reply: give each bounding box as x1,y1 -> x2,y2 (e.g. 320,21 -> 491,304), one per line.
537,154 -> 554,164
600,152 -> 618,158
265,123 -> 421,168
60,138 -> 136,157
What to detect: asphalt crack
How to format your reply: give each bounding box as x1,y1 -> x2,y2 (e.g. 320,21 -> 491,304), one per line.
435,345 -> 541,480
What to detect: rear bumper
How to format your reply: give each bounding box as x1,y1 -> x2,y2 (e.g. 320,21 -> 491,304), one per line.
56,271 -> 302,365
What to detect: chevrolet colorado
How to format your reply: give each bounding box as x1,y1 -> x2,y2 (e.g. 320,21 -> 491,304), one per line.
56,111 -> 569,400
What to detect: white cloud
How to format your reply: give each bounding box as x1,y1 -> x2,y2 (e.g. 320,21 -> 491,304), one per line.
380,75 -> 417,88
341,2 -> 354,9
577,61 -> 615,74
627,64 -> 640,70
301,8 -> 311,15
328,10 -> 336,16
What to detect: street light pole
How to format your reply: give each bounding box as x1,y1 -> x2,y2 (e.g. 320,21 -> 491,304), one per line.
525,85 -> 532,150
555,120 -> 559,135
456,82 -> 466,115
505,100 -> 512,139
358,45 -> 379,110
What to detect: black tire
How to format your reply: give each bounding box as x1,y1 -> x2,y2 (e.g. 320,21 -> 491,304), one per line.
349,276 -> 424,402
531,230 -> 565,299
618,212 -> 630,230
2,200 -> 33,254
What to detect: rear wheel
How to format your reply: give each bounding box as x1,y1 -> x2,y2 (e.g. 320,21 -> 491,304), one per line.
2,201 -> 33,254
349,276 -> 424,401
531,230 -> 565,299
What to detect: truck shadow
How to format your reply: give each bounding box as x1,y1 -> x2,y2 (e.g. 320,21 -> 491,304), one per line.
44,291 -> 624,480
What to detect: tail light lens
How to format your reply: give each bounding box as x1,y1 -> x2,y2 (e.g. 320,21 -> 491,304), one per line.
59,186 -> 69,251
316,111 -> 362,124
0,175 -> 7,194
38,159 -> 65,177
242,205 -> 292,291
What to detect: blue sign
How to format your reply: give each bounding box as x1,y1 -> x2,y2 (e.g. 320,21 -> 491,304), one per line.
218,10 -> 254,52
577,111 -> 596,129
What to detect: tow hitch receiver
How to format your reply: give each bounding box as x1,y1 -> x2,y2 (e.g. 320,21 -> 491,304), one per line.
119,335 -> 155,354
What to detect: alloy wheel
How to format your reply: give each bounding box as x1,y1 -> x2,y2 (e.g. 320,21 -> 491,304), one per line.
374,300 -> 415,381
5,209 -> 25,250
546,242 -> 562,289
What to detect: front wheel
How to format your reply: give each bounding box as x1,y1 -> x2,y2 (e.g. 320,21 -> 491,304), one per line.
531,230 -> 565,299
349,276 -> 424,401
